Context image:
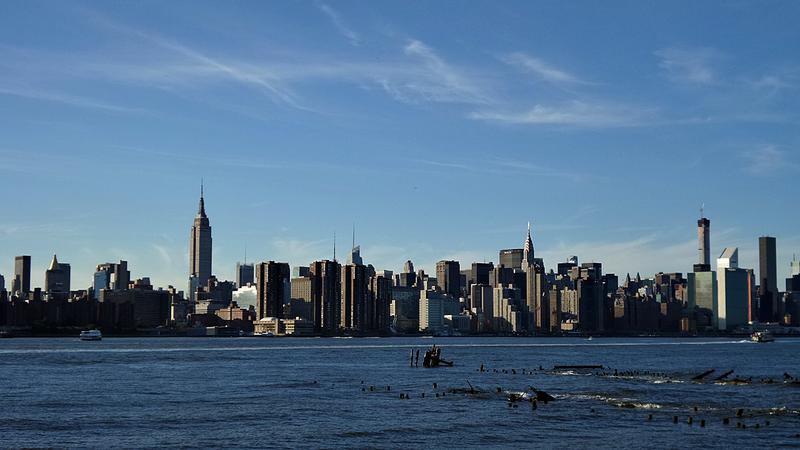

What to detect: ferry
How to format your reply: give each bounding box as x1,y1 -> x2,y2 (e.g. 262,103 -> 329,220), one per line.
79,329 -> 103,341
254,331 -> 275,337
751,331 -> 774,343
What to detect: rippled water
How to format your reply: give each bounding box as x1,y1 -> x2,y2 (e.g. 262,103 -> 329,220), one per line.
1,337 -> 799,448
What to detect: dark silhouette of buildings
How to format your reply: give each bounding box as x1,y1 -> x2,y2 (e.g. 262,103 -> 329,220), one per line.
436,260 -> 461,298
13,255 -> 31,295
256,261 -> 290,320
759,236 -> 778,322
310,260 -> 341,333
236,263 -> 254,288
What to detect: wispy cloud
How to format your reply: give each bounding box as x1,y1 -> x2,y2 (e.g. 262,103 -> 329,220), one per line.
270,237 -> 332,265
469,100 -> 655,128
413,156 -> 589,182
742,145 -> 798,175
654,47 -> 718,85
501,52 -> 588,85
0,86 -> 143,113
394,39 -> 491,105
84,11 -> 309,111
316,2 -> 360,46
151,243 -> 173,265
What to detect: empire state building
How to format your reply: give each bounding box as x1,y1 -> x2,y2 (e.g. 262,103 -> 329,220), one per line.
189,183 -> 212,296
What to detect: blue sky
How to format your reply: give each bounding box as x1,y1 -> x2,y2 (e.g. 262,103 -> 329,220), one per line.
1,0 -> 799,290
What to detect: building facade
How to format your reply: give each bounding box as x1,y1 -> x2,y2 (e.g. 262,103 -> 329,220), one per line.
189,185 -> 212,298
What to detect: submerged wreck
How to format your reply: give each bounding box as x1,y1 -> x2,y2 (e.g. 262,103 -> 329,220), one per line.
422,344 -> 454,368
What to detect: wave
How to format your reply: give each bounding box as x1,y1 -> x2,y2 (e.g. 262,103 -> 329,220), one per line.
562,393 -> 663,410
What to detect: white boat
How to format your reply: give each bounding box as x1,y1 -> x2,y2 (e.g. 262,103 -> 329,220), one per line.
254,331 -> 275,337
80,329 -> 102,341
751,331 -> 774,343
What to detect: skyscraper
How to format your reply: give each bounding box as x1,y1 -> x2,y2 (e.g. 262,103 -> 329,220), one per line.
236,263 -> 254,287
310,260 -> 342,333
716,248 -> 749,330
13,255 -> 31,295
398,260 -> 417,288
758,236 -> 778,322
44,254 -> 71,295
368,273 -> 391,332
523,222 -> 535,268
341,263 -> 368,330
256,261 -> 290,320
189,182 -> 212,294
696,215 -> 711,272
347,226 -> 363,265
436,260 -> 461,298
498,249 -> 523,271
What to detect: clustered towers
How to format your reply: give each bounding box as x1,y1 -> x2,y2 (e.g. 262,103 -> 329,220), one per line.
1,192 -> 796,336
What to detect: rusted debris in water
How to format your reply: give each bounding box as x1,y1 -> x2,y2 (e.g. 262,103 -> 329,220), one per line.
713,370 -> 735,381
692,369 -> 716,381
422,344 -> 453,368
529,386 -> 556,403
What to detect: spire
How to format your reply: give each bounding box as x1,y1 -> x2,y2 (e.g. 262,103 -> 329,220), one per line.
49,254 -> 60,271
333,231 -> 337,262
523,221 -> 534,266
198,178 -> 207,218
352,224 -> 356,251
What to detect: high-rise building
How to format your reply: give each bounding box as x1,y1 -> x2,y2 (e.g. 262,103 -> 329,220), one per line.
310,260 -> 341,333
44,254 -> 71,295
499,249 -> 523,271
688,271 -> 717,328
347,227 -> 363,266
341,264 -> 368,330
523,222 -> 535,267
256,261 -> 290,320
419,290 -> 445,333
470,262 -> 493,287
470,284 -> 493,316
791,256 -> 800,277
13,255 -> 31,295
189,183 -> 212,298
758,236 -> 778,322
0,274 -> 5,292
368,274 -> 391,332
696,216 -> 711,272
293,266 -> 310,278
236,263 -> 254,288
290,275 -> 313,321
436,260 -> 461,298
716,248 -> 750,330
398,260 -> 417,288
94,260 -> 130,299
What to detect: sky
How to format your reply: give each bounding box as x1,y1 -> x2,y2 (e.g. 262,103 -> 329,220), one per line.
1,0 -> 799,291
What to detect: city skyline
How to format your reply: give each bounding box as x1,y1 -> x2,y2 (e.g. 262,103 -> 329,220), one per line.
1,187 -> 796,293
1,1 -> 800,289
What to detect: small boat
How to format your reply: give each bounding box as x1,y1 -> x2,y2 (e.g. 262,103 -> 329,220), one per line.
751,331 -> 774,343
254,331 -> 275,337
79,329 -> 102,341
0,330 -> 13,338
